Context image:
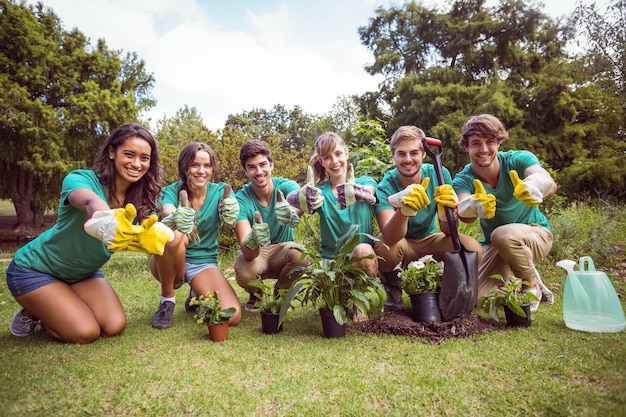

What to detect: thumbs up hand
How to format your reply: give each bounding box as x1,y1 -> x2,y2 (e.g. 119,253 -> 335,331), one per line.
275,189 -> 300,228
510,170 -> 553,206
218,184 -> 239,226
286,166 -> 324,214
161,190 -> 199,242
243,211 -> 271,250
336,164 -> 376,209
457,179 -> 496,219
388,177 -> 431,216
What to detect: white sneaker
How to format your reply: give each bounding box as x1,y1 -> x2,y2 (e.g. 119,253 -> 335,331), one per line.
535,270 -> 554,304
10,308 -> 40,337
524,286 -> 542,312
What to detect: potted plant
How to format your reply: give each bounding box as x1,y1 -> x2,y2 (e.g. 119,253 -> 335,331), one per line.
477,274 -> 539,327
397,255 -> 444,322
280,224 -> 386,338
188,290 -> 236,341
249,280 -> 288,334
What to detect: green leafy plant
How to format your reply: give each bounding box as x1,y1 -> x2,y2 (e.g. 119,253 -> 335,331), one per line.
478,274 -> 539,320
397,255 -> 444,294
280,224 -> 386,326
188,291 -> 236,325
248,280 -> 288,314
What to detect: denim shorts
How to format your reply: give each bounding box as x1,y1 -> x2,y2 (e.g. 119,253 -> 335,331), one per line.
5,259 -> 104,297
183,262 -> 218,285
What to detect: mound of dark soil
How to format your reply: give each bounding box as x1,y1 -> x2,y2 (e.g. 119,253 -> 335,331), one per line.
357,309 -> 499,343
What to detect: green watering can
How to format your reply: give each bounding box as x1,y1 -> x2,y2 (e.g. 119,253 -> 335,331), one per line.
557,257 -> 625,333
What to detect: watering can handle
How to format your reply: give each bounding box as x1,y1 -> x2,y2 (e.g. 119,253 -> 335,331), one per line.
579,256 -> 596,272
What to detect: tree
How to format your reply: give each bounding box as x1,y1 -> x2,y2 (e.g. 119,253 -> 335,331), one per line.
0,0 -> 155,233
574,0 -> 626,107
356,0 -> 626,199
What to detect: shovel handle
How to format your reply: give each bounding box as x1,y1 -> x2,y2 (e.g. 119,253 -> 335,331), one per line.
421,137 -> 460,250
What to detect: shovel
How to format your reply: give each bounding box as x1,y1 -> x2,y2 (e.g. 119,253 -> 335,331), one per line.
422,137 -> 478,321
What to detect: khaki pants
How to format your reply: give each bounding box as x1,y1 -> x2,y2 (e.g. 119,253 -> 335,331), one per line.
477,224 -> 553,298
234,242 -> 307,293
374,232 -> 483,273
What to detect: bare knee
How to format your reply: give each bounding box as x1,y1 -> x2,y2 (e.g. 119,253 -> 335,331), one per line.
54,322 -> 102,344
229,308 -> 242,326
101,315 -> 126,338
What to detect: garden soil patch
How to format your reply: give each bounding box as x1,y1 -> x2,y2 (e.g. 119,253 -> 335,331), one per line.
357,309 -> 499,343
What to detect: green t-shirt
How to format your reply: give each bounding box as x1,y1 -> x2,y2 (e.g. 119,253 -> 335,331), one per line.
235,177 -> 300,244
374,165 -> 451,239
161,181 -> 233,264
452,150 -> 550,243
14,170 -> 112,281
317,176 -> 377,259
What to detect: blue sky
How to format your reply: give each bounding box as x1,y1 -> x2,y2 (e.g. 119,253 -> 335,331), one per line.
27,0 -> 594,131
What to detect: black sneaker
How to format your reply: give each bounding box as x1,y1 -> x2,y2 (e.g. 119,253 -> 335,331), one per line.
384,286 -> 405,311
185,290 -> 198,313
244,292 -> 261,312
152,301 -> 175,329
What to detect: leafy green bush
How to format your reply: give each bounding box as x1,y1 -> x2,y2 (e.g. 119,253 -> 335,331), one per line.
547,201 -> 626,267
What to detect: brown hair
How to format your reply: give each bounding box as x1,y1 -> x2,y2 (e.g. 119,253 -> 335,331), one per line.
177,142 -> 218,194
93,123 -> 162,220
309,132 -> 348,184
239,140 -> 272,168
459,114 -> 509,151
389,126 -> 426,155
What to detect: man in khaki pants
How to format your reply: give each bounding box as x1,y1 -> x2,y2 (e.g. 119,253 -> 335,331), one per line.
453,114 -> 556,312
233,140 -> 307,312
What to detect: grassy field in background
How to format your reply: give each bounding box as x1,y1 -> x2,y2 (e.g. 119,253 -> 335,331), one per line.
0,200 -> 15,216
1,252 -> 625,416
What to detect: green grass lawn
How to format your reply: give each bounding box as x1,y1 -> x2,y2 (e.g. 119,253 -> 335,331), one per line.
1,252 -> 625,416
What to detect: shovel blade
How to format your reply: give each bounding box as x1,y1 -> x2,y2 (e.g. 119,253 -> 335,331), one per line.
439,246 -> 478,321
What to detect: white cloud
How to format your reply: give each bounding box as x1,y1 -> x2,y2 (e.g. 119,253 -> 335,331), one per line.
25,0 -> 591,131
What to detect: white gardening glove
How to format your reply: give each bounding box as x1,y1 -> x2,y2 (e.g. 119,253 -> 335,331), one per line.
275,190 -> 300,228
218,184 -> 239,226
286,166 -> 324,214
388,177 -> 431,216
336,164 -> 376,209
433,184 -> 458,222
243,211 -> 271,250
510,170 -> 553,206
84,203 -> 144,252
457,179 -> 496,219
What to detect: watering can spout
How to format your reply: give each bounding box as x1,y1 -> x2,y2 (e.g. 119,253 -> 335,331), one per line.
556,259 -> 576,272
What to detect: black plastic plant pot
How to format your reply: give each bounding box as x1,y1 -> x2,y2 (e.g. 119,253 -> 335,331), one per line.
504,303 -> 532,327
319,308 -> 347,338
260,311 -> 283,334
409,292 -> 443,322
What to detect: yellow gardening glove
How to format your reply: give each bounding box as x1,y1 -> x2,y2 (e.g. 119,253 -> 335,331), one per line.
434,184 -> 458,222
510,170 -> 553,206
388,177 -> 431,216
457,179 -> 496,219
126,215 -> 175,256
286,166 -> 324,214
83,204 -> 145,252
336,164 -> 376,209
